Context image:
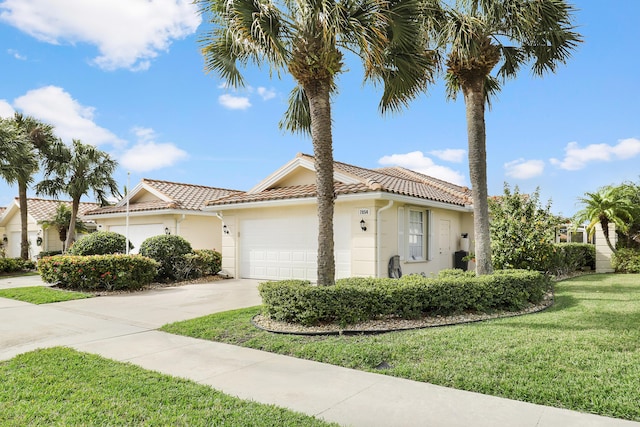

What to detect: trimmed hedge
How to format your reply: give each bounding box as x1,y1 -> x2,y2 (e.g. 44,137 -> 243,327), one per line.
0,258 -> 36,274
192,249 -> 222,276
259,269 -> 551,326
38,255 -> 158,291
612,248 -> 640,273
67,231 -> 133,255
139,235 -> 193,281
548,243 -> 595,276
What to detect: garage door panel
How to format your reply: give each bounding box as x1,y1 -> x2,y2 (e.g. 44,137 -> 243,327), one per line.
240,214 -> 350,280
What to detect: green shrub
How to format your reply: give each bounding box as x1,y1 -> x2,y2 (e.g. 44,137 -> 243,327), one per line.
0,257 -> 36,273
612,248 -> 640,273
67,231 -> 133,255
259,270 -> 551,326
38,255 -> 158,291
37,250 -> 63,258
139,235 -> 193,281
193,249 -> 222,276
548,243 -> 595,276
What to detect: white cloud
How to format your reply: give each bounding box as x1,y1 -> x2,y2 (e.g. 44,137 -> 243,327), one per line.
429,148 -> 466,163
378,151 -> 466,186
219,94 -> 251,110
257,87 -> 276,101
504,158 -> 545,179
13,85 -> 124,146
550,138 -> 640,171
0,99 -> 15,118
7,48 -> 26,60
0,0 -> 200,71
119,127 -> 188,172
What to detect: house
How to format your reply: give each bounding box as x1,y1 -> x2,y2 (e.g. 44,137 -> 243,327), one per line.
84,179 -> 243,253
0,198 -> 99,259
205,153 -> 475,281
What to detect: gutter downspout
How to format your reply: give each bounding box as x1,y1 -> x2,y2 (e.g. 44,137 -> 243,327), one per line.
377,200 -> 394,277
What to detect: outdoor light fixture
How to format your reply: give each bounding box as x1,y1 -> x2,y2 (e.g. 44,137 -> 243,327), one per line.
164,227 -> 171,235
223,224 -> 230,235
2,234 -> 7,243
360,219 -> 367,231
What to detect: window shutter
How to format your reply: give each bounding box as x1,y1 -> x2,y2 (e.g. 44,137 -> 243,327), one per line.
397,207 -> 404,261
427,210 -> 434,261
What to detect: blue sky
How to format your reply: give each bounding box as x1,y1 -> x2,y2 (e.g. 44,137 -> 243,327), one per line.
1,0 -> 638,217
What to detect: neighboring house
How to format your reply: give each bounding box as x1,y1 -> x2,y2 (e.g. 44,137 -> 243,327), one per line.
205,153 -> 475,281
0,198 -> 99,259
0,207 -> 5,255
84,179 -> 243,253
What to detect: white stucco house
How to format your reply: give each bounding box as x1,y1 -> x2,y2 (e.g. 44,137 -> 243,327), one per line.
0,198 -> 99,259
205,153 -> 475,281
83,179 -> 242,253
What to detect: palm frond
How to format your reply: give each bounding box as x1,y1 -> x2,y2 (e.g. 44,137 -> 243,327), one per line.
279,85 -> 312,135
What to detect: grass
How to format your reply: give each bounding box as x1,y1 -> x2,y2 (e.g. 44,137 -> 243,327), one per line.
0,347 -> 337,426
0,286 -> 93,304
161,274 -> 640,421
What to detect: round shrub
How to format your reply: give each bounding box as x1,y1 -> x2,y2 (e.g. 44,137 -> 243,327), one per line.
67,231 -> 132,255
193,249 -> 222,276
139,235 -> 193,281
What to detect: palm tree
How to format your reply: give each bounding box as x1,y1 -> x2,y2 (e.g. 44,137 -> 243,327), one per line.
197,0 -> 436,285
575,186 -> 636,254
40,203 -> 89,252
429,0 -> 581,274
0,113 -> 57,259
35,139 -> 121,250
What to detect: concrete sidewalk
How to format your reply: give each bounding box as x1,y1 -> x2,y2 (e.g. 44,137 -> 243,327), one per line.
1,276 -> 638,427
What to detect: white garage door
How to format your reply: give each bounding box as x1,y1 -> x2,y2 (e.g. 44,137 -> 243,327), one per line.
240,214 -> 351,281
110,224 -> 165,254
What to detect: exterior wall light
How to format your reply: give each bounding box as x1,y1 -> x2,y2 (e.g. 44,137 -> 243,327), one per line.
223,224 -> 230,235
2,234 -> 7,243
360,219 -> 367,231
164,227 -> 171,235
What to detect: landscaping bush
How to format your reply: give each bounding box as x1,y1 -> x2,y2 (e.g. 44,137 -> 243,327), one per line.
67,231 -> 132,255
548,243 -> 595,276
612,248 -> 640,273
139,235 -> 193,281
193,249 -> 222,276
259,270 -> 551,326
37,250 -> 63,258
38,255 -> 158,291
0,257 -> 36,274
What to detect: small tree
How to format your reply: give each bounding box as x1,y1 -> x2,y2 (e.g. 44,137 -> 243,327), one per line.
489,184 -> 560,271
575,185 -> 636,254
40,204 -> 88,252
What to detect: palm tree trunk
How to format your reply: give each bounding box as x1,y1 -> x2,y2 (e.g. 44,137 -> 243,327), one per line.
305,80 -> 336,286
462,77 -> 493,275
65,199 -> 80,251
601,219 -> 617,253
18,181 -> 29,260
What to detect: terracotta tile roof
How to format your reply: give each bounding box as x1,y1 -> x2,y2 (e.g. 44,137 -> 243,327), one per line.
209,154 -> 473,207
85,179 -> 242,216
9,198 -> 100,222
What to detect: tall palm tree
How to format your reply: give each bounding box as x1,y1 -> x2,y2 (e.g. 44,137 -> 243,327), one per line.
575,185 -> 636,254
35,139 -> 120,250
429,0 -> 581,274
197,0 -> 436,285
0,113 -> 57,259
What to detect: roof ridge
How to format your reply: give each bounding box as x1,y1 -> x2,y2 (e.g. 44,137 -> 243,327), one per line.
142,178 -> 242,193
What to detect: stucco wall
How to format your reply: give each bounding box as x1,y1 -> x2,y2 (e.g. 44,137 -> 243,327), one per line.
595,223 -> 616,273
218,199 -> 473,279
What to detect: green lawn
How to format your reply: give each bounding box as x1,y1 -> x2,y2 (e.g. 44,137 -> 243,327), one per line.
0,347 -> 336,426
0,286 -> 93,304
161,274 -> 640,421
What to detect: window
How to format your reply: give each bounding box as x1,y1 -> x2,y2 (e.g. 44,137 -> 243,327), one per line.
398,207 -> 430,262
408,210 -> 424,260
